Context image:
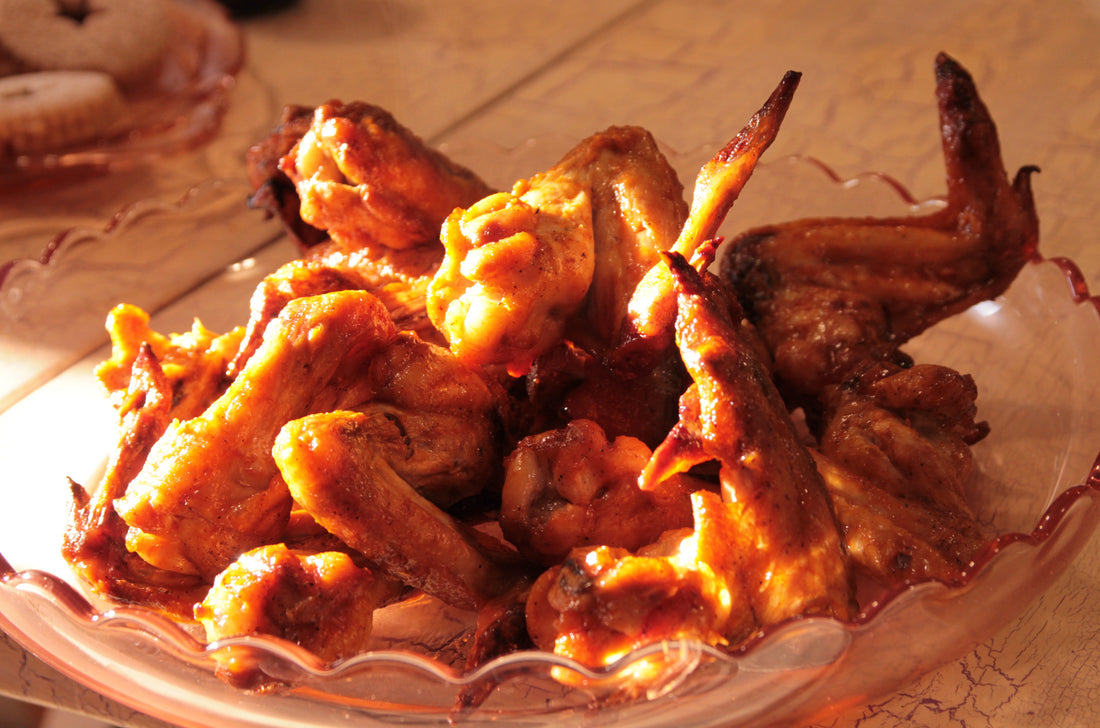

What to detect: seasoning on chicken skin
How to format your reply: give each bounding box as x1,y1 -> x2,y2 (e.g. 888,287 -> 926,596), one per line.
196,543 -> 403,688
499,418 -> 700,566
558,126 -> 689,348
64,345 -> 209,617
114,291 -> 398,580
616,70 -> 801,371
281,101 -> 494,252
721,53 -> 1039,414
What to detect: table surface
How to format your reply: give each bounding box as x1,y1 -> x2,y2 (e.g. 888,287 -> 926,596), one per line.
2,1 -> 1099,726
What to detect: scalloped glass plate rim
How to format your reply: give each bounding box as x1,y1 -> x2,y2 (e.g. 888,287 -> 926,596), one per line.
0,152 -> 1097,728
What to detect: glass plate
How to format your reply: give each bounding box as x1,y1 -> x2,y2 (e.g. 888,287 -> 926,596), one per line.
0,175 -> 286,414
0,0 -> 245,188
0,149 -> 1098,728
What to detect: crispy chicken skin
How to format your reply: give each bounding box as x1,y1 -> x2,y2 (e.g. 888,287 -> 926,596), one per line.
353,331 -> 508,507
275,410 -> 517,610
722,53 -> 1039,411
64,346 -> 209,617
646,253 -> 855,624
616,71 -> 801,370
428,126 -> 688,376
195,544 -> 400,668
499,418 -> 699,566
114,291 -> 398,580
281,101 -> 494,252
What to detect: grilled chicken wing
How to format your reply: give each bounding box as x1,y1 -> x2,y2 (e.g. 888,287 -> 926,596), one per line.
114,291 -> 398,579
96,303 -> 243,422
281,101 -> 493,252
645,252 -> 855,624
271,329 -> 512,607
814,362 -> 989,584
427,126 -> 689,377
524,489 -> 755,673
196,543 -> 403,687
499,418 -> 699,566
722,53 -> 1039,411
63,345 -> 208,617
615,71 -> 801,371
275,409 -> 516,610
427,168 -> 595,376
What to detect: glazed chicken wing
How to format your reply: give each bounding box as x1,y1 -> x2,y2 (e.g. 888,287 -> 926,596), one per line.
427,125 -> 689,376
275,409 -> 516,610
616,70 -> 800,370
96,303 -> 243,422
722,53 -> 1039,409
644,252 -> 855,625
525,489 -> 755,674
114,291 -> 398,580
499,418 -> 699,566
560,126 -> 689,347
814,363 -> 989,584
272,330 -> 512,608
196,543 -> 404,687
427,168 -> 595,376
63,345 -> 208,617
281,101 -> 494,252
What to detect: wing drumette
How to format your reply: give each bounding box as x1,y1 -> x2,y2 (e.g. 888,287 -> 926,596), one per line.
281,101 -> 494,252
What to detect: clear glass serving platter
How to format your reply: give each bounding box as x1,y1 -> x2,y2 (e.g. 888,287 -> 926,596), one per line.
0,147 -> 1098,728
0,0 -> 245,188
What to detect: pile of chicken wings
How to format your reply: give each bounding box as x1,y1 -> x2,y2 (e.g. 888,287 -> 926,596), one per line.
62,53 -> 1038,692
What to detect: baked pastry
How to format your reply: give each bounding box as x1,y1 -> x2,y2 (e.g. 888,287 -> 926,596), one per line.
0,70 -> 125,154
0,0 -> 171,87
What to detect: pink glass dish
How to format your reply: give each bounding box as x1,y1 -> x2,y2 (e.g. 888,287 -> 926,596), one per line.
0,0 -> 245,188
0,150 -> 1098,728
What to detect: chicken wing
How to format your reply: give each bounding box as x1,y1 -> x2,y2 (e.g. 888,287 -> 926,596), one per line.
499,418 -> 699,566
427,169 -> 595,376
281,101 -> 493,252
96,303 -> 243,422
721,53 -> 1039,410
427,126 -> 689,377
275,409 -> 517,611
245,103 -> 329,251
114,290 -> 398,579
814,363 -> 989,584
524,489 -> 755,673
63,345 -> 208,617
644,252 -> 855,625
195,543 -> 403,687
615,70 -> 801,371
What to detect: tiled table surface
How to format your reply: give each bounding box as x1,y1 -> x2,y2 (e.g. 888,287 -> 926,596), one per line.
1,1 -> 1098,726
